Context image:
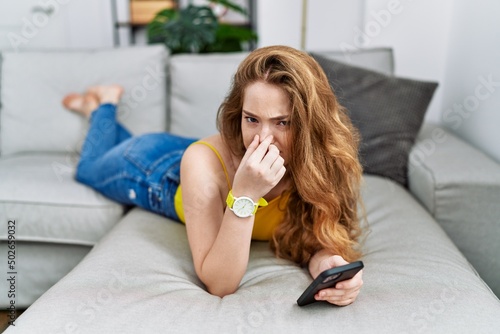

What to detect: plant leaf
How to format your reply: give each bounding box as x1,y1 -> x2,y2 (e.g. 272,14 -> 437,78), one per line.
148,5 -> 218,54
208,0 -> 248,16
205,23 -> 257,53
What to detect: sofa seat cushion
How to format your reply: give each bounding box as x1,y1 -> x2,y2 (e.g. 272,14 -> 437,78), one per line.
0,242 -> 91,308
0,154 -> 123,246
9,176 -> 500,333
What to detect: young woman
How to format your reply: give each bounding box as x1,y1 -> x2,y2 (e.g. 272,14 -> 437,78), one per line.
63,45 -> 364,306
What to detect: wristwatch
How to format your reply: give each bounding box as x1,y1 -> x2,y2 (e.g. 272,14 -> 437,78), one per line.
226,190 -> 268,218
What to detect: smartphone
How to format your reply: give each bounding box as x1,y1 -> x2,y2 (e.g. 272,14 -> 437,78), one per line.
297,261 -> 364,306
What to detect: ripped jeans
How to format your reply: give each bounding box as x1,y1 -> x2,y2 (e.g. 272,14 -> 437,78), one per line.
76,104 -> 196,220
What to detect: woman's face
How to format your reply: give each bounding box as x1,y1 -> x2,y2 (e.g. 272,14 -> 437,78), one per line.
241,81 -> 292,165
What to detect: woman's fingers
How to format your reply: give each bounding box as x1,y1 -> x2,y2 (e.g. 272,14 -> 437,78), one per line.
336,272 -> 363,290
239,134 -> 260,166
241,137 -> 282,178
314,264 -> 363,306
249,135 -> 274,163
315,285 -> 362,306
233,135 -> 285,199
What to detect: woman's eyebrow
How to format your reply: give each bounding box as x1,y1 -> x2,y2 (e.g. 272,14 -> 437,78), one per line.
242,110 -> 290,121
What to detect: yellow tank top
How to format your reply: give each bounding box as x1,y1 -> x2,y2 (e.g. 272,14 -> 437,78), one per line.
174,141 -> 289,241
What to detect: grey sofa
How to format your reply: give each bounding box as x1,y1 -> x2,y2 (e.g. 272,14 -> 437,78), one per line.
1,45 -> 499,333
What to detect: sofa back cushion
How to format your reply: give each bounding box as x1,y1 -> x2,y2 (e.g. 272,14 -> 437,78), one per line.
168,52 -> 249,138
311,53 -> 438,187
167,49 -> 394,140
314,47 -> 394,76
0,45 -> 168,156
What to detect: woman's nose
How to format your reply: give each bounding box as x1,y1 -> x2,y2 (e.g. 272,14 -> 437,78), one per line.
259,126 -> 272,142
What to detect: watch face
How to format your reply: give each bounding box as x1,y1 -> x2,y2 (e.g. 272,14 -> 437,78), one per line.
232,197 -> 255,218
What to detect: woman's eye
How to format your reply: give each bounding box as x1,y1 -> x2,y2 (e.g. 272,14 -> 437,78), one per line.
246,117 -> 258,123
278,120 -> 289,126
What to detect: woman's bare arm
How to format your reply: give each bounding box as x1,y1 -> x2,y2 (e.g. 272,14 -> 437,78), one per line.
181,135 -> 285,297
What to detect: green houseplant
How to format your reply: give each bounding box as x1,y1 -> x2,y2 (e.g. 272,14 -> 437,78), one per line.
147,0 -> 257,54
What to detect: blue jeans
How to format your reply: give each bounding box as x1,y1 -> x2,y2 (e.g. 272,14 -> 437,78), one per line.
76,104 -> 197,220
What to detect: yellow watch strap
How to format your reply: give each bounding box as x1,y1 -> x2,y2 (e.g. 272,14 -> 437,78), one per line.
256,197 -> 269,207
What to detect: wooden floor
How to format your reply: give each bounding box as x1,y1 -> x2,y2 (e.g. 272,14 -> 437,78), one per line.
0,310 -> 24,333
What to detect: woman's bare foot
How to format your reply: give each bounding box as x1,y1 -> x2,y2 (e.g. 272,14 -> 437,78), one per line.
62,92 -> 99,118
86,85 -> 124,105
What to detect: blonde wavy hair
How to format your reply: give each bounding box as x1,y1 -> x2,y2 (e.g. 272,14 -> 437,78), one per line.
217,45 -> 363,266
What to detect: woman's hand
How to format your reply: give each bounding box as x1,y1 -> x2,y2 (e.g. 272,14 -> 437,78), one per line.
309,253 -> 363,306
232,135 -> 286,200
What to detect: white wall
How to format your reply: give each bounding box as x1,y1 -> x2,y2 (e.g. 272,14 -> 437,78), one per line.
255,0 -> 303,48
0,0 -> 114,51
306,0 -> 365,52
256,0 -> 363,51
439,0 -> 500,163
64,0 -> 114,48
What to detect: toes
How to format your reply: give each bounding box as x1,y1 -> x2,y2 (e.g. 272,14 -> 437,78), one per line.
62,93 -> 84,111
62,92 -> 98,117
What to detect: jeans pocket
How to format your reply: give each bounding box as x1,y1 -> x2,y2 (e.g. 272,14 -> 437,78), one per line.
164,152 -> 183,184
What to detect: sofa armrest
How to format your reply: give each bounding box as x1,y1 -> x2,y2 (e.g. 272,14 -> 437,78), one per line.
408,122 -> 500,296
